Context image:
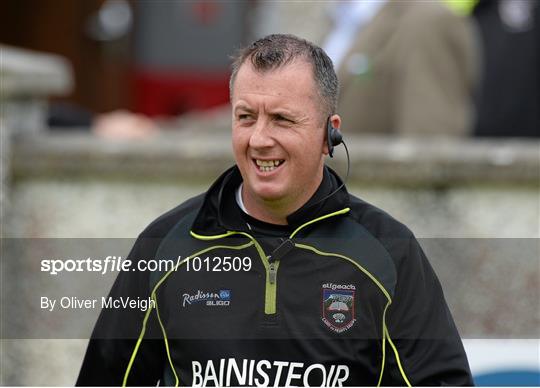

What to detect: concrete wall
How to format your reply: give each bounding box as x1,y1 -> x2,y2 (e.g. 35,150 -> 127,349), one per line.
2,128 -> 538,385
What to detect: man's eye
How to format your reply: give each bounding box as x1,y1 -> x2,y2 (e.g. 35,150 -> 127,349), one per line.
238,114 -> 253,120
275,115 -> 293,123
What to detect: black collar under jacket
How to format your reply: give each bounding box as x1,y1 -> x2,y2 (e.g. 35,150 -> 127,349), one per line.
190,165 -> 350,237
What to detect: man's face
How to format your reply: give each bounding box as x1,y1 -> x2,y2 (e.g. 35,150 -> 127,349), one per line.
231,60 -> 328,210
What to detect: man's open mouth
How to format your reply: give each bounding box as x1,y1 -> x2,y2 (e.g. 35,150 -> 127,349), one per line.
254,159 -> 285,173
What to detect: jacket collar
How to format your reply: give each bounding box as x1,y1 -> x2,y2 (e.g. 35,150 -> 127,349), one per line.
191,165 -> 350,235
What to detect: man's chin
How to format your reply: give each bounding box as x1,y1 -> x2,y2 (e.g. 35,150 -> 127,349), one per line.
249,185 -> 286,204
255,191 -> 285,203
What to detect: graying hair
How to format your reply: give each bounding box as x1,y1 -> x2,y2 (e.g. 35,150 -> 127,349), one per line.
229,34 -> 339,117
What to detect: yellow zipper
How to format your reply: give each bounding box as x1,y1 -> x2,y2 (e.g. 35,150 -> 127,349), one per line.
190,207 -> 351,315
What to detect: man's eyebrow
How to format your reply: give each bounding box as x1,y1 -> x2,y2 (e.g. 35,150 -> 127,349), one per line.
234,105 -> 255,113
270,109 -> 304,120
233,105 -> 303,120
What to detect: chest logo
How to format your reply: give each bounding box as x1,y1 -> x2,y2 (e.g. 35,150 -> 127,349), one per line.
321,283 -> 356,333
181,289 -> 231,307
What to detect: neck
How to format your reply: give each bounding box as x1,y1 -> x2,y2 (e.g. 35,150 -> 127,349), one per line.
241,171 -> 324,225
241,198 -> 290,225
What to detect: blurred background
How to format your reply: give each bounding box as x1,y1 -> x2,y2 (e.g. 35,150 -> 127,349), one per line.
0,0 -> 538,385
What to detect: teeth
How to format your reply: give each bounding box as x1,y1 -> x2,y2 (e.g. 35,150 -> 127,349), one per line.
256,159 -> 282,167
255,159 -> 284,172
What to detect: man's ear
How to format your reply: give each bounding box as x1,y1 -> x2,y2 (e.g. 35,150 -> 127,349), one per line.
331,114 -> 342,132
323,114 -> 342,155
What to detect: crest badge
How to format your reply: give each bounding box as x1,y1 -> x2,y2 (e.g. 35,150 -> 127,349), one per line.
321,283 -> 356,333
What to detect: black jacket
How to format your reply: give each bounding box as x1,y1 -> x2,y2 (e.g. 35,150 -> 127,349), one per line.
77,166 -> 473,386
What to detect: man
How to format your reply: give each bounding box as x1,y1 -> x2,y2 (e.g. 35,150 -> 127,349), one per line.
77,34 -> 473,386
336,0 -> 477,136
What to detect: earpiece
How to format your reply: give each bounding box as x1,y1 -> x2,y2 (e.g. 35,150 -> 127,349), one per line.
305,116 -> 349,211
326,117 -> 343,158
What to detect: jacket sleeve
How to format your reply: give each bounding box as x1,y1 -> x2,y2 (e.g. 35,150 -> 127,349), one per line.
76,237 -> 165,386
382,236 -> 474,386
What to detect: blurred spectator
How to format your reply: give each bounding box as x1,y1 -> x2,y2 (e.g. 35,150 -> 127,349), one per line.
332,0 -> 478,136
473,0 -> 539,137
92,110 -> 158,139
48,102 -> 158,140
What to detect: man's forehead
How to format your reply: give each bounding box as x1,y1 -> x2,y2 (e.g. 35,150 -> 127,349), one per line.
235,59 -> 315,85
232,60 -> 318,100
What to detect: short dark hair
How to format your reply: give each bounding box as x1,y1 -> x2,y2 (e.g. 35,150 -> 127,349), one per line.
229,34 -> 339,117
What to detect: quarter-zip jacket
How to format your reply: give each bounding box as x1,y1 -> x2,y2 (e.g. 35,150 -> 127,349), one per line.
77,166 -> 473,387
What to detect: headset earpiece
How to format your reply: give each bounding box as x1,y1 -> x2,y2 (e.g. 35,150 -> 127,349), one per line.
326,118 -> 343,158
307,117 -> 350,210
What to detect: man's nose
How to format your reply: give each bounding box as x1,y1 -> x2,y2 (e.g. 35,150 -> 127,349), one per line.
249,118 -> 275,149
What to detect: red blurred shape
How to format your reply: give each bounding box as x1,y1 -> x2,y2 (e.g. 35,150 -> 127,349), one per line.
191,1 -> 221,25
133,69 -> 230,117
